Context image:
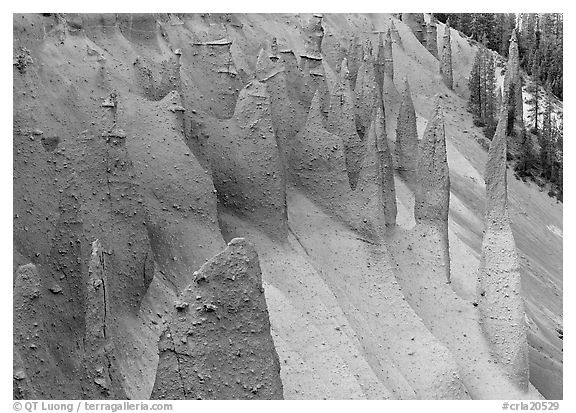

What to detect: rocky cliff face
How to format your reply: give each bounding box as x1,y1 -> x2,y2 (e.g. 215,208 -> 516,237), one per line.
13,12 -> 560,400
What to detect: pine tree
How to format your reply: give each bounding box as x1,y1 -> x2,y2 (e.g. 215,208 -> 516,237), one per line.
515,130 -> 538,178
503,29 -> 524,143
468,49 -> 482,118
484,50 -> 497,138
495,85 -> 503,114
526,78 -> 541,133
539,93 -> 552,179
435,12 -> 562,100
497,14 -> 515,57
479,38 -> 488,121
555,114 -> 563,192
468,43 -> 497,138
529,19 -> 543,78
519,13 -> 537,70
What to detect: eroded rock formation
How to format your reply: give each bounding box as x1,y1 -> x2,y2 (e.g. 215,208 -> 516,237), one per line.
13,13 -> 557,401
291,91 -> 395,240
354,40 -> 378,139
327,59 -> 364,189
278,48 -> 309,131
205,81 -> 288,240
414,99 -> 451,282
117,14 -> 160,50
82,240 -> 127,398
121,91 -> 226,290
395,78 -> 419,180
151,238 -> 283,400
255,47 -> 298,164
302,14 -> 324,59
346,34 -> 364,88
477,109 -> 529,390
374,33 -> 386,104
503,29 -> 525,150
133,54 -> 182,101
402,13 -> 425,44
374,30 -> 394,111
440,22 -> 453,90
389,19 -> 402,47
290,90 -> 349,199
321,26 -> 345,73
383,29 -> 394,81
187,36 -> 243,119
424,19 -> 438,59
13,264 -> 66,399
382,72 -> 402,153
357,106 -> 397,229
300,55 -> 330,118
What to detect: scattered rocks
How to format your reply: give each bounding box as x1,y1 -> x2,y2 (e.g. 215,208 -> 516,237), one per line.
174,300 -> 189,311
14,47 -> 33,74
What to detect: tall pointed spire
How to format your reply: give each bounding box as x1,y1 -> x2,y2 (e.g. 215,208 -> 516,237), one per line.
414,99 -> 450,224
321,27 -> 345,73
375,106 -> 397,228
425,19 -> 438,59
395,78 -> 419,181
384,28 -> 394,80
271,37 -> 279,58
328,59 -> 364,189
222,80 -> 288,239
303,14 -> 324,59
255,47 -> 282,82
414,98 -> 451,282
484,109 -> 509,222
347,34 -> 364,88
503,28 -> 524,151
151,239 -> 284,399
356,106 -> 397,232
477,108 -> 529,390
83,240 -> 127,398
354,41 -> 378,139
382,71 -> 402,157
374,32 -> 386,105
402,13 -> 425,44
256,45 -> 297,167
290,88 -> 349,204
440,21 -> 453,89
13,264 -> 53,398
389,19 -> 402,47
